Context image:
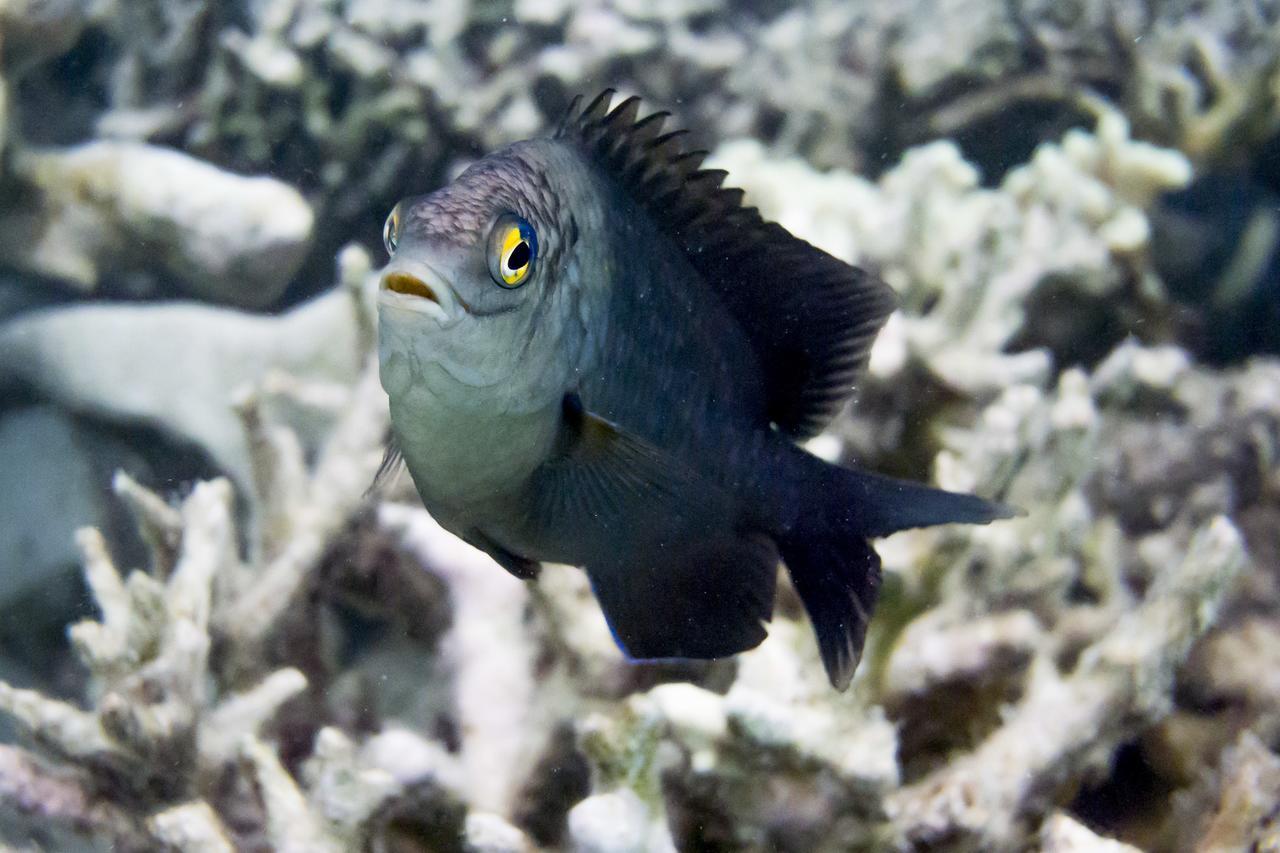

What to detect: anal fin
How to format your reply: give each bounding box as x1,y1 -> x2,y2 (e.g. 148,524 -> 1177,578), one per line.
588,531 -> 779,662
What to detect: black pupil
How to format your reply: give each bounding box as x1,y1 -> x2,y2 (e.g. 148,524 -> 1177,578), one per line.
507,241 -> 531,271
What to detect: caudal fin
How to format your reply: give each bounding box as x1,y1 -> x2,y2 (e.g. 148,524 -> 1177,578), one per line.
834,467 -> 1018,539
777,456 -> 1016,689
777,527 -> 882,690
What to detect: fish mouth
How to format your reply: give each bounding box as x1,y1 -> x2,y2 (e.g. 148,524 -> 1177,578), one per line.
378,263 -> 458,324
384,271 -> 440,304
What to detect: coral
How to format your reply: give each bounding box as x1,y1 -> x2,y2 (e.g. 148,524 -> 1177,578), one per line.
567,788 -> 675,853
887,518 -> 1246,849
3,2 -> 1280,851
1122,2 -> 1280,165
378,504 -> 542,817
0,248 -> 372,487
1040,812 -> 1142,852
0,478 -> 304,849
1190,732 -> 1280,852
0,349 -> 394,848
3,0 -> 1274,313
0,141 -> 313,305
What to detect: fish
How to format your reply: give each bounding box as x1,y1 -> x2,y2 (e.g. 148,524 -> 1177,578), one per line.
375,90 -> 1014,689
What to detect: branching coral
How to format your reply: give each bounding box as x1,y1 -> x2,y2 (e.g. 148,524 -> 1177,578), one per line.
887,517 -> 1246,849
0,347 -> 399,848
0,478 -> 306,848
3,5 -> 1280,850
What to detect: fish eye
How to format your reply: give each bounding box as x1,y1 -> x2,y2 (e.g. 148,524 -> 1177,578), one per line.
383,203 -> 402,256
487,213 -> 538,288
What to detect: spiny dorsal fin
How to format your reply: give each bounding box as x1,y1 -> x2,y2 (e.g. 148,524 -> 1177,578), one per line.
556,91 -> 897,438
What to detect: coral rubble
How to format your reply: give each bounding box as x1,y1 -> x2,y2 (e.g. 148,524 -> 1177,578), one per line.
3,1 -> 1280,851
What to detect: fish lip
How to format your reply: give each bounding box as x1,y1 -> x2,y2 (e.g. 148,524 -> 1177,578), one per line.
377,261 -> 462,325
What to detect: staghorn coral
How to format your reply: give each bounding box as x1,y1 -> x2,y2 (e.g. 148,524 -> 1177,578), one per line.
0,347 -> 403,848
0,477 -> 306,848
5,0 -> 1276,314
886,517 -> 1246,849
4,3 -> 1280,850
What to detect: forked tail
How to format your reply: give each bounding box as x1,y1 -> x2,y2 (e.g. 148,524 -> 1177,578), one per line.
775,452 -> 1015,689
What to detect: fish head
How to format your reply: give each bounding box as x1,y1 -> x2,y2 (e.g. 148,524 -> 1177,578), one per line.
377,140 -> 605,413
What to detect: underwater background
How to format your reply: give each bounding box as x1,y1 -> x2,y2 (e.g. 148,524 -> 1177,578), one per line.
1,0 -> 1279,850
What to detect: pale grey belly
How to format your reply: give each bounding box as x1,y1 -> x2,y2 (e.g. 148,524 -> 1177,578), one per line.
389,387 -> 559,532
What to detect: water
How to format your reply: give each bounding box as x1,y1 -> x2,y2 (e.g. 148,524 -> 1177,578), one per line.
0,1 -> 1277,851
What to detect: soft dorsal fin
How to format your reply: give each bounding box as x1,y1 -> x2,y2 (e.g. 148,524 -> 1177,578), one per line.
556,91 -> 898,438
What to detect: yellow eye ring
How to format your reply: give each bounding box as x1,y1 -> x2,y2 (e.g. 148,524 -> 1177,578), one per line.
487,214 -> 537,288
383,202 -> 402,255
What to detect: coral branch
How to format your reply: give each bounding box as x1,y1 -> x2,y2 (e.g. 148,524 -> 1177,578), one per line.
223,357 -> 387,672
198,668 -> 308,767
301,727 -> 399,842
0,683 -> 114,762
0,744 -> 141,844
148,801 -> 236,853
887,517 -> 1248,848
112,471 -> 183,577
240,735 -> 337,853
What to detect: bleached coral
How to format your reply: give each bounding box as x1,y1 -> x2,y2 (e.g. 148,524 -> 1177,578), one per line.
1126,3 -> 1280,164
0,478 -> 307,848
4,3 -> 1280,849
887,517 -> 1246,849
378,504 -> 542,816
0,141 -> 313,306
0,248 -> 371,488
0,347 -> 393,848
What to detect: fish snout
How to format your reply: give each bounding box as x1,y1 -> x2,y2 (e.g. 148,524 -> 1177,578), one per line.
382,270 -> 440,304
378,262 -> 457,322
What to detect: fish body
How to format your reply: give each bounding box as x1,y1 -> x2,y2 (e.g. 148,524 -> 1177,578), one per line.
377,92 -> 1012,688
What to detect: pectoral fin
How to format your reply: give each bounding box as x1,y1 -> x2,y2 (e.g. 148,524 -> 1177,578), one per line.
367,434 -> 406,496
526,394 -> 778,662
525,393 -> 709,541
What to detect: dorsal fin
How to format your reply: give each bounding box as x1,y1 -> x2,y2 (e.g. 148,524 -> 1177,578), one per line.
556,91 -> 897,438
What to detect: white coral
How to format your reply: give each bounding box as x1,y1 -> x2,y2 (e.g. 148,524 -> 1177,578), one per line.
0,350 -> 392,848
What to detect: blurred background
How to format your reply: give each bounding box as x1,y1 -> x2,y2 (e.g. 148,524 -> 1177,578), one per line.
0,0 -> 1279,851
